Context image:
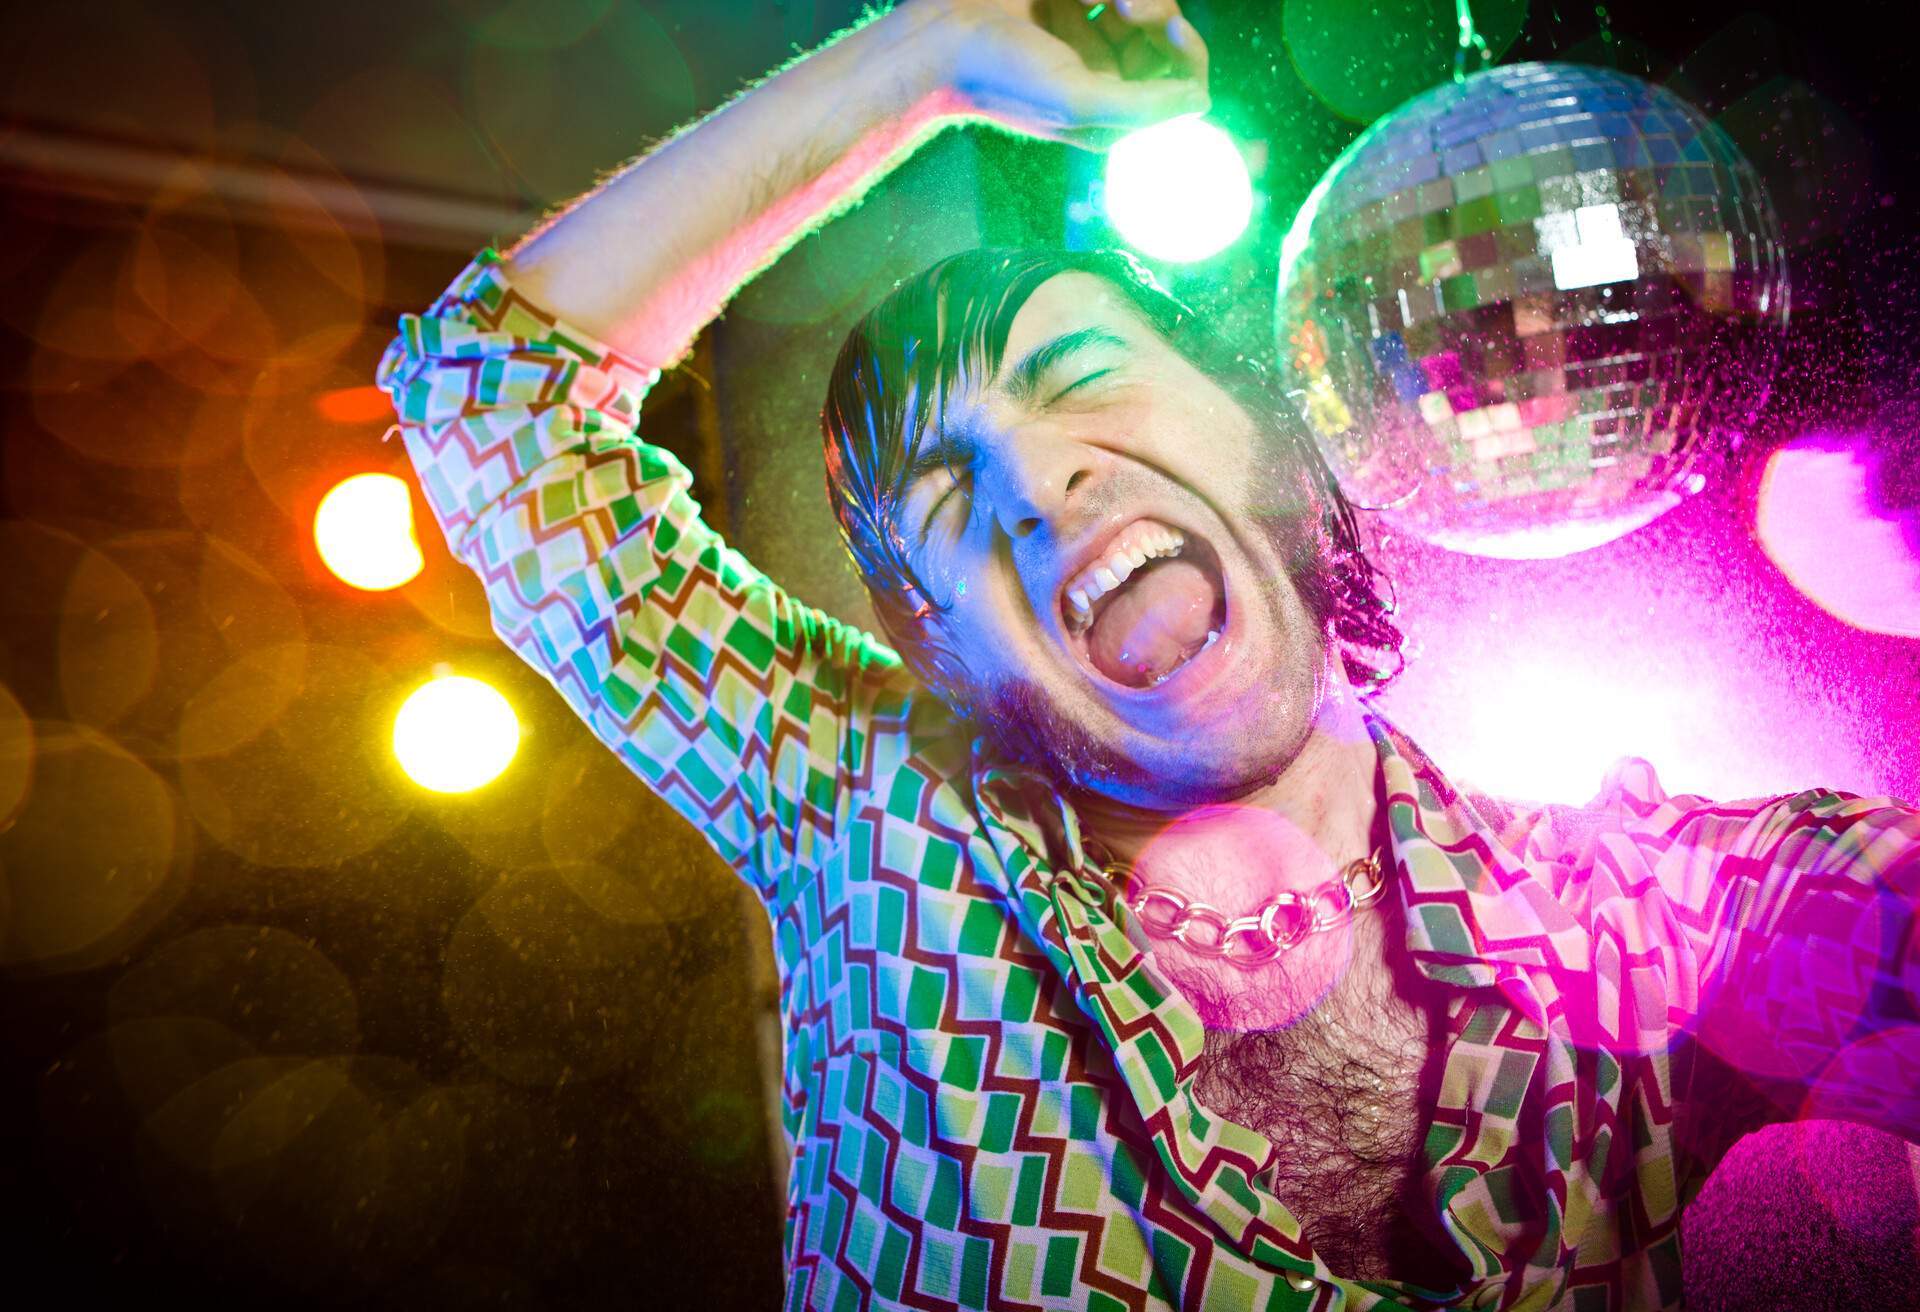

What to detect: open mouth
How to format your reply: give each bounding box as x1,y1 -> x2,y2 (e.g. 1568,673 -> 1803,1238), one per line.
1060,518 -> 1228,689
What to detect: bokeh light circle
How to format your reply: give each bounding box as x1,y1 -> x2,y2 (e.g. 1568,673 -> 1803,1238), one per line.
440,863 -> 681,1085
1,725 -> 183,969
1802,1027 -> 1920,1141
462,4 -> 695,205
1104,117 -> 1253,263
175,642 -> 308,760
393,675 -> 519,793
540,739 -> 657,867
111,924 -> 361,1055
86,530 -> 310,758
1755,434 -> 1920,638
314,473 -> 424,591
179,643 -> 409,869
57,546 -> 159,729
0,682 -> 35,828
1282,0 -> 1529,124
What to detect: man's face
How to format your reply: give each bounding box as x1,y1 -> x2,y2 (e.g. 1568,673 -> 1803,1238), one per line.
896,272 -> 1331,808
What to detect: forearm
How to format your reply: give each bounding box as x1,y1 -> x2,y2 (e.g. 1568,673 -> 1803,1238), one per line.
504,4 -> 962,367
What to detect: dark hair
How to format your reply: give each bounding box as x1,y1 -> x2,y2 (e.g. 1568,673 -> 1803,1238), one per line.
820,247 -> 1403,701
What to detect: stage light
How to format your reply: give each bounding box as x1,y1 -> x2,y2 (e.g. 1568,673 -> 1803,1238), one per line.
1103,117 -> 1252,263
314,473 -> 423,591
393,675 -> 519,793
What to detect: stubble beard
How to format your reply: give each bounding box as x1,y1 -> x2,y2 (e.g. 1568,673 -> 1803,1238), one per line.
971,505 -> 1331,809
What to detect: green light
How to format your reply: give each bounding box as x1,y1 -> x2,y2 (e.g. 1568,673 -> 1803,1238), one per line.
1102,117 -> 1253,264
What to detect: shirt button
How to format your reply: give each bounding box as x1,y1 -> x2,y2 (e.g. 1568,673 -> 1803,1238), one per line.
1286,1271 -> 1317,1293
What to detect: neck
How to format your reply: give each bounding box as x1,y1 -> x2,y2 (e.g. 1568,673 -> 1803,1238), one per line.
1071,676 -> 1381,897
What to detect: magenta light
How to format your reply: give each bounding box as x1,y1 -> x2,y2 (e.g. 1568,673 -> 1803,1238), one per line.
1374,444 -> 1912,809
1756,433 -> 1920,639
1396,657 -> 1703,805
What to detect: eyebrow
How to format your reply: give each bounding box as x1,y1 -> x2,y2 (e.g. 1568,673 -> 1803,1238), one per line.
1004,326 -> 1129,406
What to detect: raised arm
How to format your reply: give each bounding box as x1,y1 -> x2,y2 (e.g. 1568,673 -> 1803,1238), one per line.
379,0 -> 1207,897
505,0 -> 1209,367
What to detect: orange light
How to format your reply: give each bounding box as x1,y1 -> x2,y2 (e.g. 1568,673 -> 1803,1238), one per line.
313,473 -> 423,591
314,385 -> 397,425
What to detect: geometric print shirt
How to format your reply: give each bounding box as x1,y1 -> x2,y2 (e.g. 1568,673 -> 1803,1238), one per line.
379,250 -> 1920,1312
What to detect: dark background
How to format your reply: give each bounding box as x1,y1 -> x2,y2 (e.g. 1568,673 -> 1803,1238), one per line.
0,1 -> 1914,1307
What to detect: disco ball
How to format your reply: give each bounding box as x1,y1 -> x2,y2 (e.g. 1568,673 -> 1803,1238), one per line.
1276,62 -> 1789,558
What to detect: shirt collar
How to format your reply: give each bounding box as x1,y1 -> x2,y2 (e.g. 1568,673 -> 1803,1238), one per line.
966,709 -> 1589,1294
970,706 -> 1593,1015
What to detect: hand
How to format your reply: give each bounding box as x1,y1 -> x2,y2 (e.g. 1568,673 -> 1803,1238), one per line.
918,0 -> 1210,149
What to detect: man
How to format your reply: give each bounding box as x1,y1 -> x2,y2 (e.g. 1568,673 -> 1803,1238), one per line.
379,1 -> 1920,1306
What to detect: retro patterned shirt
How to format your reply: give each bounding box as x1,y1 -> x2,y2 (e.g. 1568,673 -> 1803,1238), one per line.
379,250 -> 1920,1312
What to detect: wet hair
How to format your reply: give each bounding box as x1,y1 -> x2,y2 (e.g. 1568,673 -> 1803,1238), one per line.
820,247 -> 1403,706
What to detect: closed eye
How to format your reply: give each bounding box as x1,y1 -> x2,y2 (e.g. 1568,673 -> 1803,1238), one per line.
920,467 -> 971,534
906,359 -> 1121,537
1048,368 -> 1115,405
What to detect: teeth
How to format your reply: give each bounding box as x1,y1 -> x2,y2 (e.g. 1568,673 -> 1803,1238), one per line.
1147,628 -> 1223,688
1062,522 -> 1189,627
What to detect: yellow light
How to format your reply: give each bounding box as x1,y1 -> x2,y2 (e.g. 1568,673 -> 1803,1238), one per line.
393,675 -> 519,793
314,473 -> 424,591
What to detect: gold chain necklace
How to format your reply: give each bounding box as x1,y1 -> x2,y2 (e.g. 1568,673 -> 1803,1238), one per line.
1104,849 -> 1391,969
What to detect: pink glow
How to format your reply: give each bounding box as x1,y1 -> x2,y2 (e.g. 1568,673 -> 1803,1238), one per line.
1803,1026 -> 1920,1134
1781,1031 -> 1920,1247
1130,803 -> 1361,1033
1756,433 -> 1920,638
1372,450 -> 1916,807
1686,886 -> 1906,1082
1396,654 -> 1707,804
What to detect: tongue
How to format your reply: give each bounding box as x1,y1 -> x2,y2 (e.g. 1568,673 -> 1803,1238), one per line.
1087,559 -> 1220,687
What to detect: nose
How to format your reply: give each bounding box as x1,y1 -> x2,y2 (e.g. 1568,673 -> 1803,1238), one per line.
979,422 -> 1100,542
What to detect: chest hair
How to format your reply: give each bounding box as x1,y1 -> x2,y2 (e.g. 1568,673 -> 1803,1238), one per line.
1172,919 -> 1463,1282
